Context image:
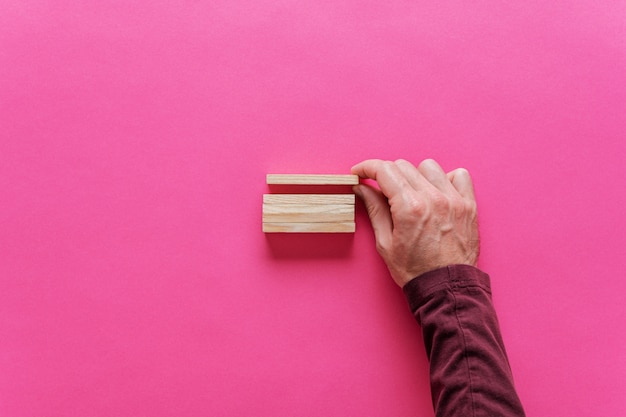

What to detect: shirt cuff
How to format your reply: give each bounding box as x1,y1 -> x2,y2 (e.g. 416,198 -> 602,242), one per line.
402,264 -> 492,313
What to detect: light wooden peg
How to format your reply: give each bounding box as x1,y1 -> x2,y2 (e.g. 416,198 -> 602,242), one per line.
266,174 -> 359,185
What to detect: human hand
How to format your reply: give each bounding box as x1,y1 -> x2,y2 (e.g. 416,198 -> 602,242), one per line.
351,159 -> 480,287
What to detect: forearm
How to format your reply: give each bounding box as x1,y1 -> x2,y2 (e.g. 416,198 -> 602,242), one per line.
403,265 -> 525,417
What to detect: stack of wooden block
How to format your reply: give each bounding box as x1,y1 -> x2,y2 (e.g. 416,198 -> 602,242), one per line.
262,174 -> 359,233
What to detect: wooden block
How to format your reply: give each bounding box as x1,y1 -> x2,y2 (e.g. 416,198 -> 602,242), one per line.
263,194 -> 355,205
263,174 -> 358,233
263,222 -> 355,233
266,174 -> 359,185
262,203 -> 354,223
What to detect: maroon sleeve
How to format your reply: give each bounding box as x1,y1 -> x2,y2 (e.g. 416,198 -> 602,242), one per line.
403,265 -> 525,417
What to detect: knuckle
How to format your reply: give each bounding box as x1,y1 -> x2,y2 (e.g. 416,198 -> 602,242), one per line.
381,160 -> 396,174
419,158 -> 437,169
454,167 -> 470,177
401,195 -> 425,217
430,193 -> 450,211
451,167 -> 474,185
394,158 -> 412,167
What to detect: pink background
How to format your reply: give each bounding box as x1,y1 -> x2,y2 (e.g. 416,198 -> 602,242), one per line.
2,1 -> 625,416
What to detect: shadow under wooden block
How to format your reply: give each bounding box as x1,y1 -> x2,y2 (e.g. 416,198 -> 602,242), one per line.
266,174 -> 359,195
267,184 -> 356,195
265,232 -> 354,259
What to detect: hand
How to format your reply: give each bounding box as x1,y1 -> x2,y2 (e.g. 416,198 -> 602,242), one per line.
351,159 -> 480,287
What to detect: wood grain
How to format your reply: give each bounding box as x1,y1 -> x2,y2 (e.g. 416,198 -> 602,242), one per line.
263,194 -> 355,205
262,203 -> 354,223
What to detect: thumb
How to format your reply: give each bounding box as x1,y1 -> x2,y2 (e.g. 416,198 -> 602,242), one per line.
353,184 -> 393,251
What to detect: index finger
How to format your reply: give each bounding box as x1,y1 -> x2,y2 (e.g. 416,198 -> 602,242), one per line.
351,159 -> 411,200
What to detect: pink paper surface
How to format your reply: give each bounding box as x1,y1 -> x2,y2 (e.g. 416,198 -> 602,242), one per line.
1,1 -> 625,416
